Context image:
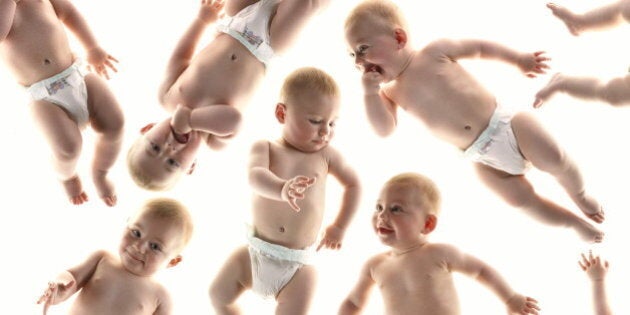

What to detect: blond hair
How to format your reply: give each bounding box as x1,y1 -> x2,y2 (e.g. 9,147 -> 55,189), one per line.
384,172 -> 441,215
138,198 -> 194,250
126,137 -> 176,191
279,67 -> 339,105
345,0 -> 408,34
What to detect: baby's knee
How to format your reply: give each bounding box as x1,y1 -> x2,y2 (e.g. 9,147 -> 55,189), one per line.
54,137 -> 83,161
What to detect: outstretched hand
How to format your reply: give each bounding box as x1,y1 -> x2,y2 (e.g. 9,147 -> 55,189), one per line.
281,175 -> 316,211
198,0 -> 225,24
579,251 -> 609,281
36,278 -> 76,315
518,51 -> 550,78
506,294 -> 540,315
86,47 -> 118,80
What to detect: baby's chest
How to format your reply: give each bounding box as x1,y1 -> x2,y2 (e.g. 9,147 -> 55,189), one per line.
84,271 -> 158,314
269,150 -> 328,178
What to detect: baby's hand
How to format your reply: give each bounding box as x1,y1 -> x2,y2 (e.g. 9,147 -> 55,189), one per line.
86,47 -> 118,80
281,176 -> 316,212
36,278 -> 75,314
171,104 -> 193,135
317,224 -> 344,251
361,69 -> 383,96
579,251 -> 609,281
198,0 -> 225,24
518,51 -> 550,78
506,294 -> 540,315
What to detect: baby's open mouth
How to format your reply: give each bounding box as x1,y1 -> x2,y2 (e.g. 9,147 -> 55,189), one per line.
171,127 -> 190,144
377,227 -> 393,234
365,64 -> 383,74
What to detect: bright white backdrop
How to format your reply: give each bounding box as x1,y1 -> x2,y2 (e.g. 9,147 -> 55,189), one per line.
1,0 -> 629,314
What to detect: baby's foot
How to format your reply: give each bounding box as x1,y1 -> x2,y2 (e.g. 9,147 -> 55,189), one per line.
93,171 -> 117,207
572,192 -> 605,223
62,175 -> 88,205
574,218 -> 604,243
534,73 -> 564,108
547,3 -> 583,36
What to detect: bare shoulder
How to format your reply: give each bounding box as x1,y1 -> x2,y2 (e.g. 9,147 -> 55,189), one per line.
250,139 -> 271,151
423,242 -> 462,259
422,38 -> 458,59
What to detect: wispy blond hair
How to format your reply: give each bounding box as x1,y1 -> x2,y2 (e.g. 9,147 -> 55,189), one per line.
345,0 -> 408,34
279,67 -> 339,105
384,172 -> 441,215
126,137 -> 178,191
137,197 -> 194,251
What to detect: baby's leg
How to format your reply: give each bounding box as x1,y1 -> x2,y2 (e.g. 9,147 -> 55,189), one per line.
511,112 -> 605,223
475,164 -> 603,243
224,0 -> 259,16
85,75 -> 124,207
547,1 -> 627,35
29,100 -> 87,205
269,0 -> 325,54
209,246 -> 252,315
275,265 -> 317,315
535,73 -> 630,107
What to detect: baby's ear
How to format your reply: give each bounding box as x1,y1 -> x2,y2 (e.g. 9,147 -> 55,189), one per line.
422,214 -> 437,234
167,255 -> 182,268
275,103 -> 287,123
140,123 -> 156,135
394,28 -> 408,48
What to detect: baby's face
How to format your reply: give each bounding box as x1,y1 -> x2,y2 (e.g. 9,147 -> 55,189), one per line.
280,92 -> 340,152
345,22 -> 402,82
372,183 -> 428,247
119,212 -> 184,277
130,118 -> 202,189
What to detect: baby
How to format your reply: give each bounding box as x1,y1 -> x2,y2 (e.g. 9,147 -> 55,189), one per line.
127,0 -> 328,190
0,0 -> 124,206
209,67 -> 361,315
534,1 -> 630,107
345,0 -> 604,242
36,197 -> 194,315
338,172 -> 540,315
579,251 -> 613,315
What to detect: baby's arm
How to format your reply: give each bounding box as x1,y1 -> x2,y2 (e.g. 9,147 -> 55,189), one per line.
248,140 -> 316,211
158,0 -> 224,104
338,258 -> 377,315
428,38 -> 550,78
153,286 -> 174,315
50,0 -> 118,79
37,250 -> 106,313
0,0 -> 18,42
445,244 -> 540,314
361,71 -> 398,137
579,251 -> 612,315
317,148 -> 361,251
171,104 -> 242,138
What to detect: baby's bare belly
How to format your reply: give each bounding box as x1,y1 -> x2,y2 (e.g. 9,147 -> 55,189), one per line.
163,35 -> 265,110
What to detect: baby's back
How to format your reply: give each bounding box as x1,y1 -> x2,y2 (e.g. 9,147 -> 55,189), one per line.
69,253 -> 166,315
372,244 -> 461,315
251,140 -> 332,249
0,0 -> 74,85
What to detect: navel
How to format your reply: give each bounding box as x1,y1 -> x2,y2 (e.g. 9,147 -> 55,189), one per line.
231,54 -> 237,61
464,125 -> 471,131
44,59 -> 51,65
279,226 -> 285,233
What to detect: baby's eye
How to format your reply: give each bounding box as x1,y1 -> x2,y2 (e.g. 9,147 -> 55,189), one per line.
357,45 -> 369,56
149,243 -> 162,252
375,204 -> 384,212
131,229 -> 141,238
309,119 -> 322,125
150,142 -> 160,153
390,205 -> 402,213
167,158 -> 181,168
328,121 -> 336,128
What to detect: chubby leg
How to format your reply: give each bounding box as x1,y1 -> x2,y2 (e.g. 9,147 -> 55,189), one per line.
511,112 -> 604,223
85,74 -> 124,207
535,73 -> 630,107
29,100 -> 87,205
269,0 -> 325,54
275,265 -> 317,315
209,246 -> 252,315
547,1 -> 628,36
474,164 -> 603,242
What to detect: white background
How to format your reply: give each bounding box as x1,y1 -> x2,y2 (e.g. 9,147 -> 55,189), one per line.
1,0 -> 629,314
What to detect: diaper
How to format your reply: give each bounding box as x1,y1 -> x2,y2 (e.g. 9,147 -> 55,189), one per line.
463,106 -> 531,175
247,232 -> 313,299
216,0 -> 281,65
26,61 -> 89,127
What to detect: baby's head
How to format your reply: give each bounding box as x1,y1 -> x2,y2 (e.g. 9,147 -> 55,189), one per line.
373,172 -> 441,247
344,0 -> 411,82
119,197 -> 194,277
276,67 -> 340,152
127,118 -> 202,191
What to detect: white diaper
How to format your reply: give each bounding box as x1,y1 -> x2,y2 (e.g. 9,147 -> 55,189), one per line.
463,106 -> 531,175
26,61 -> 89,127
247,232 -> 312,298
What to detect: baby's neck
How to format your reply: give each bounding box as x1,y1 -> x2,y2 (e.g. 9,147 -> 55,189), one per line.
393,49 -> 415,80
391,239 -> 427,256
